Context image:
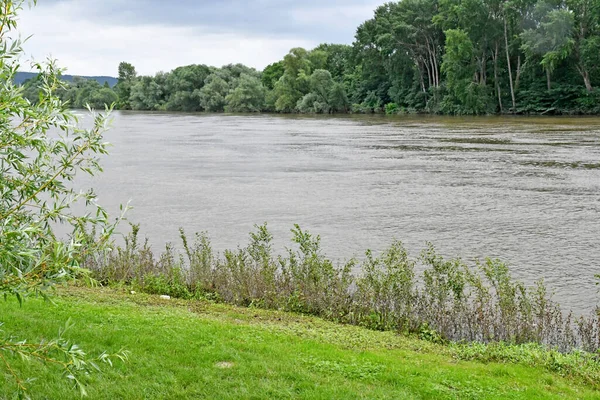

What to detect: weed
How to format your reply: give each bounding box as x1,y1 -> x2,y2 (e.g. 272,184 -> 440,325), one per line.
84,224 -> 600,354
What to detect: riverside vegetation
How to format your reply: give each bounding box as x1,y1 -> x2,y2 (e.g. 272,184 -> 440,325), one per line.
4,0 -> 600,398
20,0 -> 600,115
86,224 -> 600,352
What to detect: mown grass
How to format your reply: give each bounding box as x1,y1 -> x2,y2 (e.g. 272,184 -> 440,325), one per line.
1,286 -> 599,399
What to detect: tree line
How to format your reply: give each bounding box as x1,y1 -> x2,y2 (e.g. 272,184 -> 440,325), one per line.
22,0 -> 600,115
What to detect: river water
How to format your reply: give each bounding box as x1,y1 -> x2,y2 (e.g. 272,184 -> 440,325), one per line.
81,111 -> 600,313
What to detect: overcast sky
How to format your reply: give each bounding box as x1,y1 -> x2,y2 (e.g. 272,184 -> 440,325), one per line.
17,0 -> 379,77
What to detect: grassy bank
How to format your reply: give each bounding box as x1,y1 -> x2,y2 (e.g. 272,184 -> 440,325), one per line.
1,286 -> 599,399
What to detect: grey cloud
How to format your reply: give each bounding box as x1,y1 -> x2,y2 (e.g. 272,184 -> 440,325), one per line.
39,0 -> 378,43
20,0 -> 379,75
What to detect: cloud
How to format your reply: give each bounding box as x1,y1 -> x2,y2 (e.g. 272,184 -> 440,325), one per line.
15,0 -> 379,76
290,4 -> 379,32
35,0 -> 377,38
18,10 -> 315,76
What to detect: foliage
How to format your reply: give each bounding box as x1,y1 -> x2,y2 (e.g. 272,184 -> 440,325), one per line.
16,0 -> 600,115
114,61 -> 136,109
520,1 -> 575,90
1,1 -> 128,396
328,82 -> 350,113
260,61 -> 284,90
353,91 -> 383,113
384,102 -> 399,115
441,29 -> 492,114
224,74 -> 265,113
295,69 -> 352,114
129,74 -> 168,111
198,73 -> 229,112
162,64 -> 210,112
272,72 -> 303,112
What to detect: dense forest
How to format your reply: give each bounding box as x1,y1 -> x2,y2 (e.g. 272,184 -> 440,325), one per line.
21,0 -> 600,115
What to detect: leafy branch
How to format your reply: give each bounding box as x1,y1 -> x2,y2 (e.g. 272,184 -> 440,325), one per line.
1,0 -> 129,397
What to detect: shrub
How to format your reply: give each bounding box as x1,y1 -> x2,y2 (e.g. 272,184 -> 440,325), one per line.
0,1 -> 128,396
385,102 -> 400,115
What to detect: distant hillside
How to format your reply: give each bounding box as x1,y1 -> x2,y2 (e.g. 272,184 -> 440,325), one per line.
14,71 -> 118,87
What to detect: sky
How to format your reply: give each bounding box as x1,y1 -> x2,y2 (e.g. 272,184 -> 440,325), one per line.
17,0 -> 380,77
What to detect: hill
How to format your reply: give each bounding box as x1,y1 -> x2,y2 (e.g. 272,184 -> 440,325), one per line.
14,71 -> 118,87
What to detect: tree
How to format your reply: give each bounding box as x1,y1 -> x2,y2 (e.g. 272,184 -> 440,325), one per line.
441,29 -> 491,114
568,0 -> 600,91
308,49 -> 328,71
296,69 -> 339,114
118,61 -> 137,82
378,0 -> 444,91
89,87 -> 118,109
435,0 -> 506,111
442,29 -> 476,107
164,64 -> 211,111
296,92 -> 322,113
16,0 -> 599,117
353,14 -> 397,104
221,63 -> 260,89
261,61 -> 285,90
272,73 -> 302,112
310,69 -> 334,104
129,73 -> 169,110
351,1 -> 444,110
282,47 -> 312,77
225,74 -> 266,112
362,90 -> 383,113
115,61 -> 137,109
20,76 -> 43,104
313,43 -> 353,80
73,79 -> 103,107
578,36 -> 600,91
271,48 -> 313,112
199,74 -> 229,112
520,1 -> 575,90
22,75 -> 119,110
1,1 -> 128,397
328,82 -> 350,113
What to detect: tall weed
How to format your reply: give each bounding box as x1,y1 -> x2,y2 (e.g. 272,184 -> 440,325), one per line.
84,224 -> 600,353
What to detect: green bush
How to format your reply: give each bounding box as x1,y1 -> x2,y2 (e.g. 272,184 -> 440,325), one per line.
385,102 -> 399,115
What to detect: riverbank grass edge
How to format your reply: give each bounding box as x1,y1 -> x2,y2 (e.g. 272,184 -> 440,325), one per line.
1,285 -> 600,399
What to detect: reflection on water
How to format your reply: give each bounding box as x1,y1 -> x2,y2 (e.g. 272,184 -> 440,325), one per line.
79,112 -> 600,313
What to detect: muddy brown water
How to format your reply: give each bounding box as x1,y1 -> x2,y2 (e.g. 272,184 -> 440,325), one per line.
78,112 -> 600,314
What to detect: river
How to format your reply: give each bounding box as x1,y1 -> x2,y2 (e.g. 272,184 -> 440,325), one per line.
80,111 -> 600,313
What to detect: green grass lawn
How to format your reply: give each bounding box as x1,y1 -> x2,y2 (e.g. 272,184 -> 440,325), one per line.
1,286 -> 599,399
